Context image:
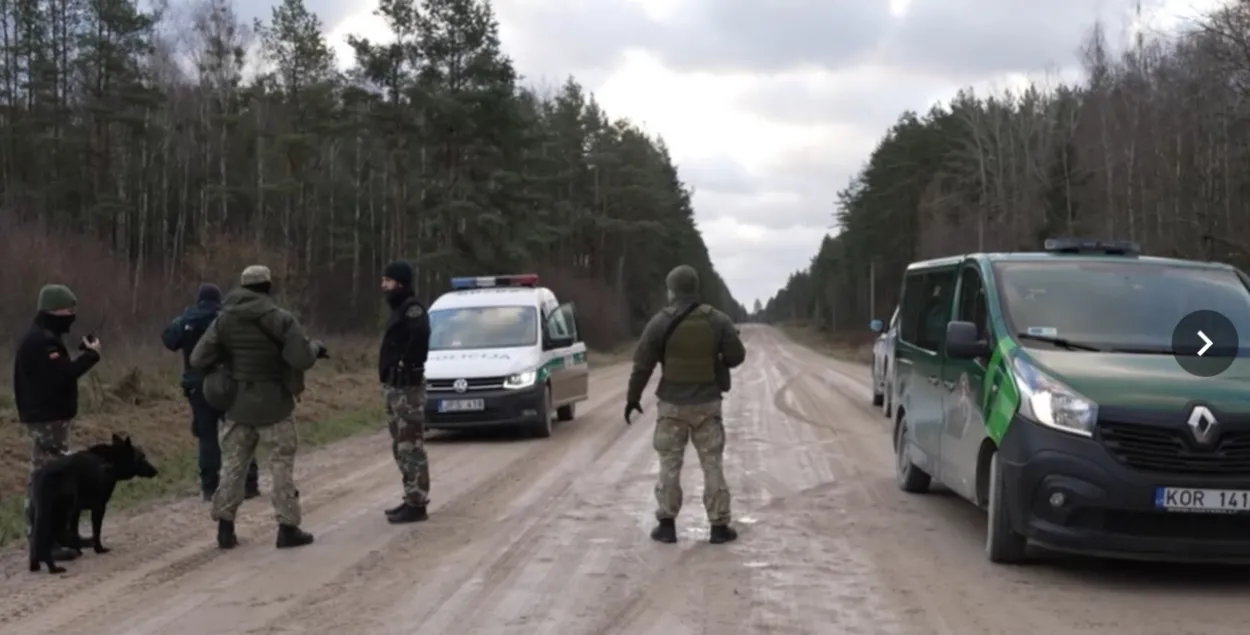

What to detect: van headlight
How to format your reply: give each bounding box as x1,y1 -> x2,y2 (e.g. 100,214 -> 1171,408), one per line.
1011,355 -> 1097,437
503,371 -> 537,389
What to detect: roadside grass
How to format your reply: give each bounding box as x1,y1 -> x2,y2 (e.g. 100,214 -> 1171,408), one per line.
779,322 -> 876,365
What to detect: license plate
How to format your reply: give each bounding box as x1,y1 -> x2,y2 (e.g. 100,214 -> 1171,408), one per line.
438,399 -> 484,413
1155,487 -> 1250,512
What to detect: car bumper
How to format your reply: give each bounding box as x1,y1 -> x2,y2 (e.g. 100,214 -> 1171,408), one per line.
999,413 -> 1250,562
424,384 -> 545,429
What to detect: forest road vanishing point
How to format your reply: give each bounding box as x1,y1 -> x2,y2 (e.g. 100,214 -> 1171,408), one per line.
2,325 -> 1250,635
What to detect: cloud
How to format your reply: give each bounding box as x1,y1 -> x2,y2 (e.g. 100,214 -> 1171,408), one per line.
697,216 -> 829,308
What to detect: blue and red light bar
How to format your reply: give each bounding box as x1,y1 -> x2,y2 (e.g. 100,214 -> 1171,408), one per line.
450,274 -> 540,289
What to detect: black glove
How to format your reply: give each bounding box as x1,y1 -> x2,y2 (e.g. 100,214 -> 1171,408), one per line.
624,401 -> 643,425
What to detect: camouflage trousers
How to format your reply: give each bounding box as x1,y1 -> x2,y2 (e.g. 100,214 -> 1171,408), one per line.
653,399 -> 731,525
24,419 -> 74,538
211,417 -> 301,526
384,383 -> 430,506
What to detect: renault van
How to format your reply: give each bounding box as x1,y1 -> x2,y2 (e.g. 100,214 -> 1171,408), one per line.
891,239 -> 1250,563
423,274 -> 589,438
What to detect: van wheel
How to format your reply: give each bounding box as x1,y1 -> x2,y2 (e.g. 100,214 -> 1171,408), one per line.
986,451 -> 1028,563
895,416 -> 931,493
872,386 -> 884,407
556,403 -> 575,422
528,385 -> 554,438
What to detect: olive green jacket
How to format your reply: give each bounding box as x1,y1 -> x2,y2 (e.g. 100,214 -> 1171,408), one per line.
627,296 -> 746,406
189,288 -> 319,425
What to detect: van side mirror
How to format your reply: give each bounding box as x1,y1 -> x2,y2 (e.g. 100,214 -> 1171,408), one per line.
870,319 -> 883,333
946,321 -> 989,359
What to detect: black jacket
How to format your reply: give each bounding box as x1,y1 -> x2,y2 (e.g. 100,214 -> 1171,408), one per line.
160,301 -> 220,388
379,292 -> 430,386
13,316 -> 100,424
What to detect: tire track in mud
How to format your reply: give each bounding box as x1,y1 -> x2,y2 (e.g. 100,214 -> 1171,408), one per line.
244,365 -> 638,634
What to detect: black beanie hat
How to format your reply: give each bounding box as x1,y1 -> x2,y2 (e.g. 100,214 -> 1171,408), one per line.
383,261 -> 414,286
197,283 -> 222,304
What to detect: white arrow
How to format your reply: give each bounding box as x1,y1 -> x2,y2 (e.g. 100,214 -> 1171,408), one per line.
1198,330 -> 1213,356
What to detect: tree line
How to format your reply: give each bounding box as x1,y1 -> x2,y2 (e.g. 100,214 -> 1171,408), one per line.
758,4 -> 1250,330
0,0 -> 745,352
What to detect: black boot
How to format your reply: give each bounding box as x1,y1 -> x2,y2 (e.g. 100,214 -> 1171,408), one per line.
650,519 -> 677,543
51,546 -> 80,561
383,501 -> 406,517
276,524 -> 314,549
386,503 -> 428,524
709,524 -> 738,544
217,520 -> 238,549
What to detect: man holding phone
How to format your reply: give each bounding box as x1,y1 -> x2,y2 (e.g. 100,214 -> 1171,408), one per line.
11,284 -> 101,561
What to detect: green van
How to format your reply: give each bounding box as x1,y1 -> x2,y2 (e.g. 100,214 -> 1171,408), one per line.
891,238 -> 1250,563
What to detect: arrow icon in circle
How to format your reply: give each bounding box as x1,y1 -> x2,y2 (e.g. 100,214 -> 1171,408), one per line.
1198,330 -> 1213,356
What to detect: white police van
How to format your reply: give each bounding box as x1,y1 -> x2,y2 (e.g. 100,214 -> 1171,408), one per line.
424,274 -> 590,438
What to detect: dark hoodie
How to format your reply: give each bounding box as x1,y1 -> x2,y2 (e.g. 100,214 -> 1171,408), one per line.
161,285 -> 223,388
188,288 -> 319,426
12,313 -> 101,423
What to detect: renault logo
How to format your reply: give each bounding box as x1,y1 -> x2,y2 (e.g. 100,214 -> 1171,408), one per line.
1187,405 -> 1218,446
453,379 -> 468,393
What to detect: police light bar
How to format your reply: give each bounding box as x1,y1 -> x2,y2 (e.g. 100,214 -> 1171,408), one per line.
1043,238 -> 1140,256
449,274 -> 540,289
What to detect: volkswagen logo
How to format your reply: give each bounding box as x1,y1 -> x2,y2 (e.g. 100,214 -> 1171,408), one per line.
1187,404 -> 1218,447
453,378 -> 468,393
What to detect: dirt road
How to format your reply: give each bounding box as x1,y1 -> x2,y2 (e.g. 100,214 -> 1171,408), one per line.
2,325 -> 1249,634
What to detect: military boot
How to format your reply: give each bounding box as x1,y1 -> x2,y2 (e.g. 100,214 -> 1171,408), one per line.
708,524 -> 738,544
51,546 -> 80,561
217,520 -> 238,549
650,519 -> 677,543
386,503 -> 428,524
276,524 -> 314,548
383,501 -> 406,517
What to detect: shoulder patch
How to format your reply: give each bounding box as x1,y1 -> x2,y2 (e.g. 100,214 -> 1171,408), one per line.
405,304 -> 424,318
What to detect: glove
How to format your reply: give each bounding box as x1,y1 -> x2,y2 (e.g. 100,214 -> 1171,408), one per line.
624,401 -> 643,425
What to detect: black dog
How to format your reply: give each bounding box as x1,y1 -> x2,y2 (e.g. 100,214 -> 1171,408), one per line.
29,433 -> 159,574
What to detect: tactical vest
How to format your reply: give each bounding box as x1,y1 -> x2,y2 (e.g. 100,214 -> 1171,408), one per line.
662,305 -> 717,384
219,311 -> 300,394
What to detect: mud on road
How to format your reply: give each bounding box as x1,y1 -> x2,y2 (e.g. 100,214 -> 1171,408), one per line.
2,325 -> 1250,634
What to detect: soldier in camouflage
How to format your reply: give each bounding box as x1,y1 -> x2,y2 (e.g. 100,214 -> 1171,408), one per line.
12,284 -> 101,561
190,265 -> 328,550
378,261 -> 432,524
625,265 -> 746,544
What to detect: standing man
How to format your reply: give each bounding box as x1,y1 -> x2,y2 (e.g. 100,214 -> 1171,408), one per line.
378,260 -> 432,524
190,265 -> 327,549
12,284 -> 101,561
624,265 -> 746,544
161,283 -> 260,502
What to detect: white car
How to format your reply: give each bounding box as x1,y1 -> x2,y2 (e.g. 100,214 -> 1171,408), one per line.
870,307 -> 898,417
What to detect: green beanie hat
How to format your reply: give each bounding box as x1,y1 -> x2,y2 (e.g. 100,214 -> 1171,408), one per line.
37,284 -> 78,312
665,265 -> 700,296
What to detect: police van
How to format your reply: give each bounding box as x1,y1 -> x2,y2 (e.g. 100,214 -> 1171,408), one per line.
891,239 -> 1250,564
423,274 -> 589,438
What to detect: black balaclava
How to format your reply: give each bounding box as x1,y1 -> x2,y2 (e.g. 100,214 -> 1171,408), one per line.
37,312 -> 75,335
383,261 -> 415,309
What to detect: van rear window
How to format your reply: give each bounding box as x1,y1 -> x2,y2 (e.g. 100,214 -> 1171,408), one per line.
993,262 -> 1250,352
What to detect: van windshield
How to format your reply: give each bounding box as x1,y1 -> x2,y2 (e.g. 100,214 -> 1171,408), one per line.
993,261 -> 1250,353
428,306 -> 538,350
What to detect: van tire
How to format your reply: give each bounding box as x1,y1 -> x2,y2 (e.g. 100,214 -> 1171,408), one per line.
894,416 -> 931,493
985,451 -> 1028,563
872,387 -> 884,407
529,385 -> 554,438
556,403 -> 575,422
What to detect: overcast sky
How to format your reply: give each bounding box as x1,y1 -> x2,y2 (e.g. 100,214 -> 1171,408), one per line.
309,0 -> 1224,308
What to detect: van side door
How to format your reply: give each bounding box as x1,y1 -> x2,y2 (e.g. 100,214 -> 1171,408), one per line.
542,303 -> 583,405
939,263 -> 992,501
562,303 -> 590,402
894,270 -> 943,475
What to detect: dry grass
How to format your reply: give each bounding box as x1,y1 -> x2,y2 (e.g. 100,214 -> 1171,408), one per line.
779,322 -> 876,365
588,339 -> 636,368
